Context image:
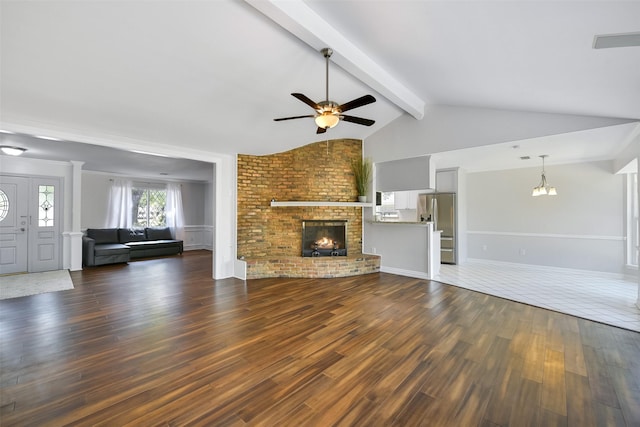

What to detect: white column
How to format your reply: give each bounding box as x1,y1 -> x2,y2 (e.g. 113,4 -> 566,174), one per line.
69,161 -> 84,271
426,222 -> 441,279
637,151 -> 640,308
214,154 -> 237,279
636,141 -> 640,309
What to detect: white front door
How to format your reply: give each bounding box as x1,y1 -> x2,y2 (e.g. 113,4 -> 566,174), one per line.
0,176 -> 29,274
0,176 -> 62,274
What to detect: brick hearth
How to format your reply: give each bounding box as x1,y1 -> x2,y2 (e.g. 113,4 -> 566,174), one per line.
245,254 -> 380,279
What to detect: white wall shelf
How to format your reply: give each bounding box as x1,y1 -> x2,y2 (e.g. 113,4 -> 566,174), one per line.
270,201 -> 373,207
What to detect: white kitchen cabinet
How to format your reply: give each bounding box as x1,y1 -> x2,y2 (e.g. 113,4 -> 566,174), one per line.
394,190 -> 420,210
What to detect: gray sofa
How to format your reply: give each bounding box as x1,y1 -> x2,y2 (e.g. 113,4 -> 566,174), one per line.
82,227 -> 183,266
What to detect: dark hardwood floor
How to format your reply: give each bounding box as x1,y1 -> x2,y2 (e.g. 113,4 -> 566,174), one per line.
1,250 -> 639,426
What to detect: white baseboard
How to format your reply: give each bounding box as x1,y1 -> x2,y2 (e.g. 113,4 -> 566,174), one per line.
380,266 -> 431,280
465,257 -> 631,280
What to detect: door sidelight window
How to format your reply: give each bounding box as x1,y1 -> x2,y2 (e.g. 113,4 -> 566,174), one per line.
38,185 -> 54,227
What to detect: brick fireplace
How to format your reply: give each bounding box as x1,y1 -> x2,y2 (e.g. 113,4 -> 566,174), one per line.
237,139 -> 380,279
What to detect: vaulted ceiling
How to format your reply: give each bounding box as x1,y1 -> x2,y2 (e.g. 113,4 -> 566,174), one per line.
1,1 -> 639,177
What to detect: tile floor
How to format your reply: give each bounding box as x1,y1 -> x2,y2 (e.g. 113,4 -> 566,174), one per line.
436,259 -> 640,332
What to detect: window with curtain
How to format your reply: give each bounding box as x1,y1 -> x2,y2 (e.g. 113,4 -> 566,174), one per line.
132,187 -> 167,228
107,180 -> 183,238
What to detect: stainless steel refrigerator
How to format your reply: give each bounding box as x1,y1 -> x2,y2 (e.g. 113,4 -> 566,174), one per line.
417,193 -> 457,264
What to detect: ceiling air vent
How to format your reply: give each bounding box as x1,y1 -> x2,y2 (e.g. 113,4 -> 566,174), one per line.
520,156 -> 531,160
593,32 -> 640,49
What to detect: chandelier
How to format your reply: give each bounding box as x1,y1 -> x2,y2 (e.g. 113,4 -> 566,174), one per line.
532,155 -> 557,196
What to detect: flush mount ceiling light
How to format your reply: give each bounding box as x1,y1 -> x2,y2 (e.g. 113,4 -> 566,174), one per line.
532,155 -> 557,197
0,146 -> 27,156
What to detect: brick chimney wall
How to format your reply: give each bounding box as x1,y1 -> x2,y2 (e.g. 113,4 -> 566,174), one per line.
237,139 -> 363,258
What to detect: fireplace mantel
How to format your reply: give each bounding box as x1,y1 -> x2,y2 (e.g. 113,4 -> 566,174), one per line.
270,201 -> 373,207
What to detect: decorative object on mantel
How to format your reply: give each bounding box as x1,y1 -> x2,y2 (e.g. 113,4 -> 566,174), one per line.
351,157 -> 372,202
532,155 -> 558,197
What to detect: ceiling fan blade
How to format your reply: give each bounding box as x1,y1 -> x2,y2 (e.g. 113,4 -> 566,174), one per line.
341,115 -> 375,126
274,115 -> 315,122
339,94 -> 376,113
316,126 -> 327,134
291,93 -> 320,110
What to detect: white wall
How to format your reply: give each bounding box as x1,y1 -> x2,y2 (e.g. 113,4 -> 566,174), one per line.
466,160 -> 624,273
364,223 -> 430,278
455,169 -> 468,264
179,181 -> 206,225
81,173 -> 110,228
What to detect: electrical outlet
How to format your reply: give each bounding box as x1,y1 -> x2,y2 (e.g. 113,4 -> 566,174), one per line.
372,247 -> 377,254
519,248 -> 526,256
482,245 -> 487,251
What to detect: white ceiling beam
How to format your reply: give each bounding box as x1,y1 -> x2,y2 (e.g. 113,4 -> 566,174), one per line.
245,0 -> 425,120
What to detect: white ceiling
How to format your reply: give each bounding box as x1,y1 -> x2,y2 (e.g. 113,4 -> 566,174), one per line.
432,122 -> 639,172
1,0 -> 639,179
0,131 -> 214,182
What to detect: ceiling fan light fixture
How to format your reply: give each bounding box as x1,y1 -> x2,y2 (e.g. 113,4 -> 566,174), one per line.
315,112 -> 340,129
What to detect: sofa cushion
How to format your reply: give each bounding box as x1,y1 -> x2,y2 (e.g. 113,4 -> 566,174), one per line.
118,228 -> 147,243
94,243 -> 130,256
145,227 -> 173,240
126,239 -> 180,247
87,228 -> 120,244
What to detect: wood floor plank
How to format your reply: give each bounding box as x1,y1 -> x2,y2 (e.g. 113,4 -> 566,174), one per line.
0,250 -> 638,426
565,371 -> 598,427
563,330 -> 588,377
541,348 -> 568,417
520,334 -> 545,385
582,344 -> 622,408
507,378 -> 541,427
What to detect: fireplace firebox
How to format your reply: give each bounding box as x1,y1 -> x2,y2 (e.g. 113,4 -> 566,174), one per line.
302,220 -> 347,257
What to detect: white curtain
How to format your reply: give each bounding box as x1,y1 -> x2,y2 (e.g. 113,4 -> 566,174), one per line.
105,179 -> 133,228
166,183 -> 185,240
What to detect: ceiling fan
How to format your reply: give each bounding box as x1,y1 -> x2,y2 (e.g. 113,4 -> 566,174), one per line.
274,48 -> 376,134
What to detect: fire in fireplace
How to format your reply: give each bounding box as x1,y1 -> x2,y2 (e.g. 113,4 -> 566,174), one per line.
302,220 -> 347,257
